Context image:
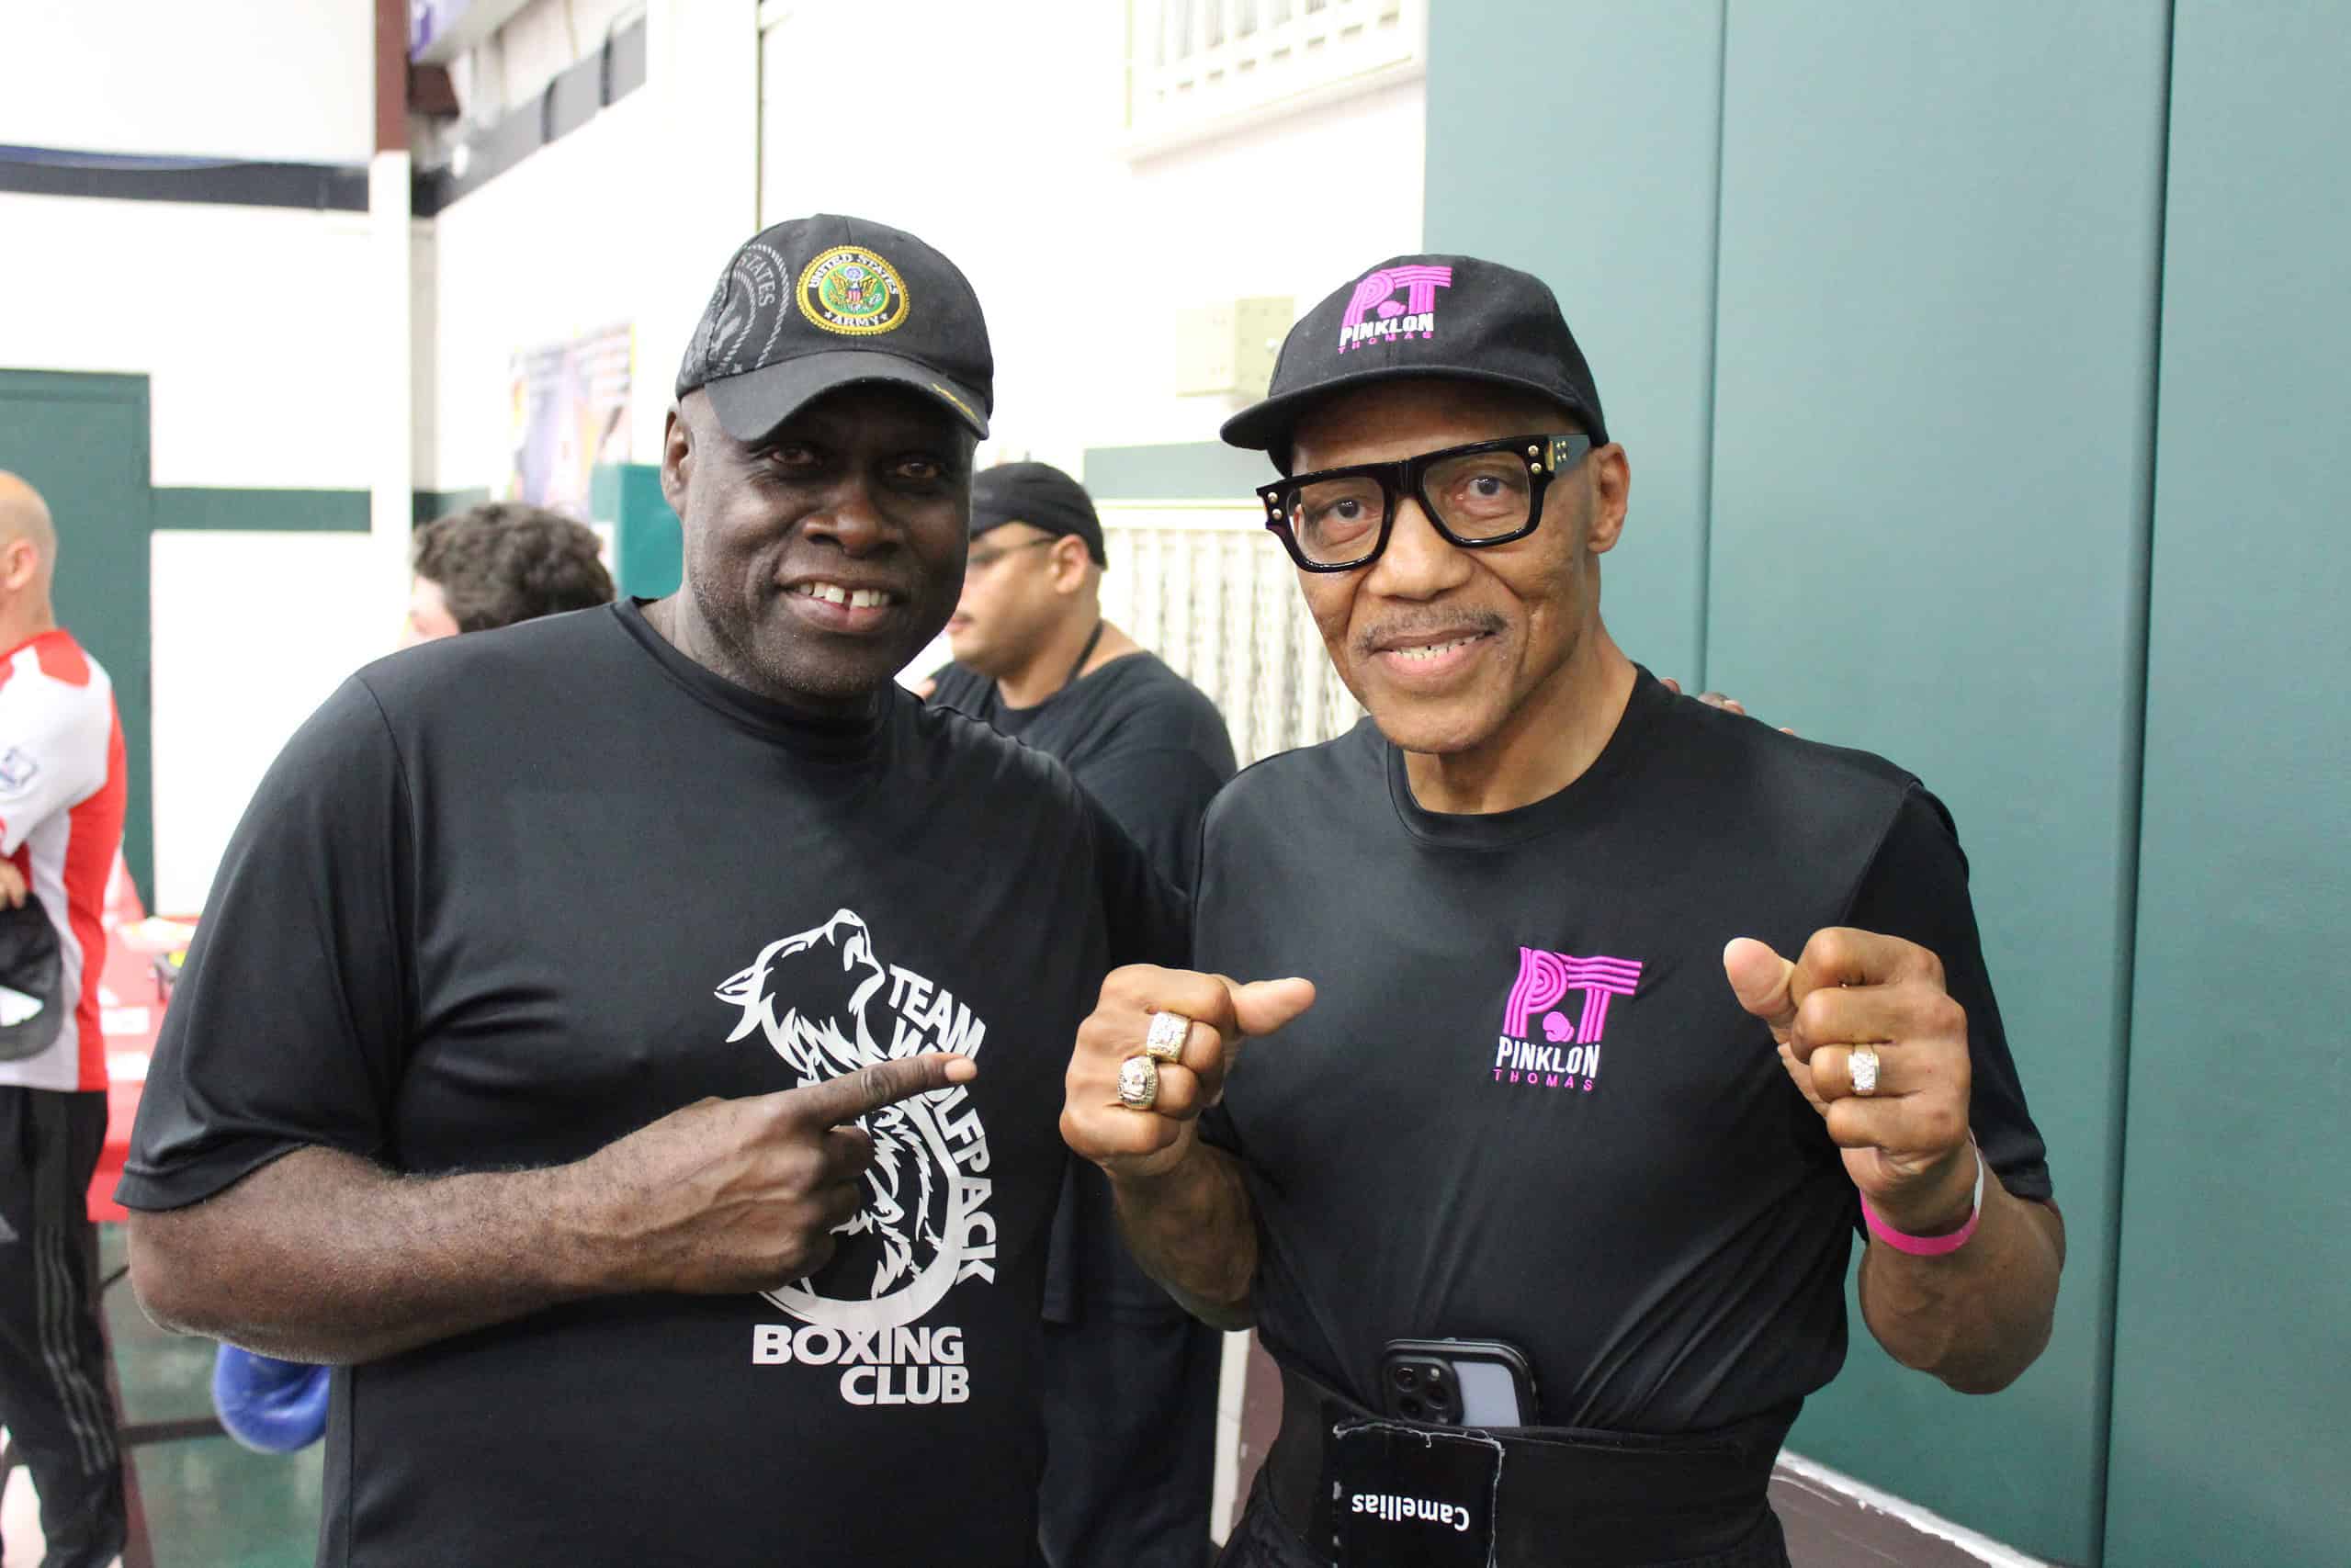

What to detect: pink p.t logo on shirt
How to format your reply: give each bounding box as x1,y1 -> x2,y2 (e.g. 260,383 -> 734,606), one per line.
1337,265 -> 1453,353
1494,947 -> 1643,1092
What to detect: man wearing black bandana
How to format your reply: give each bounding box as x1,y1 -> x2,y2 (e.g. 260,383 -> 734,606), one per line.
1062,254 -> 2064,1567
116,214 -> 1185,1567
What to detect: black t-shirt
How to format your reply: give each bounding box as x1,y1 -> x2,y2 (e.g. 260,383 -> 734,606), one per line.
1195,671 -> 2051,1436
119,602 -> 1184,1568
931,650 -> 1238,1324
930,650 -> 1236,893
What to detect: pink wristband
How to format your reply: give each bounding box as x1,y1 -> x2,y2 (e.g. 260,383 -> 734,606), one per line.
1862,1136 -> 1984,1257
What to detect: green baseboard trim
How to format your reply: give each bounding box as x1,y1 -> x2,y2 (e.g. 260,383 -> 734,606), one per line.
413,488 -> 493,525
152,487 -> 368,532
147,488 -> 514,533
1081,442 -> 1275,503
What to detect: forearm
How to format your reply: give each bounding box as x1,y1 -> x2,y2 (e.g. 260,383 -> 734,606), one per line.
1109,1134 -> 1259,1331
128,1145 -> 626,1364
1858,1174 -> 2065,1394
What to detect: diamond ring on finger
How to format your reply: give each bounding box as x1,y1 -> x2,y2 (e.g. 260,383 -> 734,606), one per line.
1849,1045 -> 1882,1097
1116,1055 -> 1161,1111
1144,1010 -> 1191,1065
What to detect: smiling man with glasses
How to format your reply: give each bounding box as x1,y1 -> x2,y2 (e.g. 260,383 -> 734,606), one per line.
1061,254 -> 2065,1567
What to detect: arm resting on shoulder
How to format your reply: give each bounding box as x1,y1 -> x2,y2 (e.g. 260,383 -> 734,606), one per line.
1109,1133 -> 1259,1332
1858,1168 -> 2064,1395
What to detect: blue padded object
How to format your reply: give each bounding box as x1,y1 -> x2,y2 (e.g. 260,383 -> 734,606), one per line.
210,1343 -> 330,1454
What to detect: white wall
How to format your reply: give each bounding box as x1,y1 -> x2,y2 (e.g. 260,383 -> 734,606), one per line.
0,191 -> 395,908
0,0 -> 374,164
0,194 -> 384,490
429,0 -> 1423,485
426,90 -> 662,493
755,0 -> 1425,474
148,531 -> 390,913
424,0 -> 762,493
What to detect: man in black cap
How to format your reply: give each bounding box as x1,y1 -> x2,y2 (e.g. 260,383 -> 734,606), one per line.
117,214 -> 1186,1567
927,461 -> 1234,1567
933,462 -> 1236,903
1063,254 -> 2066,1566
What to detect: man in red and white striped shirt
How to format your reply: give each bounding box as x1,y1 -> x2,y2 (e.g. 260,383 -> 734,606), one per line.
0,470 -> 128,1568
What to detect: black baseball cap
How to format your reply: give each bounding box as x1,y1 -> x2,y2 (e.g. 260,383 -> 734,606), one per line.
676,213 -> 993,441
1220,253 -> 1608,467
970,462 -> 1106,567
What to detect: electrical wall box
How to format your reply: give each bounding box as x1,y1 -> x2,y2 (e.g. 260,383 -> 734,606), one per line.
1174,296 -> 1294,398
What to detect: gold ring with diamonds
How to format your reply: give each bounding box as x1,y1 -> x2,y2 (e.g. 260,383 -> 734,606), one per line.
1144,1010 -> 1191,1065
1116,1055 -> 1160,1111
1849,1045 -> 1882,1097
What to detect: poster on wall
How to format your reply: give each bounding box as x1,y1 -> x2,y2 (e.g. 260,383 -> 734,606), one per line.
504,324 -> 633,521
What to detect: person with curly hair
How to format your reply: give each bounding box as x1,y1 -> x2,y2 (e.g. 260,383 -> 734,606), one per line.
401,502 -> 615,645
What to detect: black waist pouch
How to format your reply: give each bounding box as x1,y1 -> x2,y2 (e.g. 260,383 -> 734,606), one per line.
1272,1367 -> 1795,1568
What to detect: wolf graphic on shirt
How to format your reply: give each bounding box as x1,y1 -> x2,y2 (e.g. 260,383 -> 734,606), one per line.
716,909 -> 998,1339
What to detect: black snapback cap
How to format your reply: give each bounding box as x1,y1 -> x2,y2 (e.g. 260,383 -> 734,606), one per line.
970,462 -> 1106,567
676,213 -> 993,441
1221,254 -> 1607,464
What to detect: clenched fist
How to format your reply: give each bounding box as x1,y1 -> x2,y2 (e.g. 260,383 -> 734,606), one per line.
1724,929 -> 1977,1235
1061,965 -> 1316,1183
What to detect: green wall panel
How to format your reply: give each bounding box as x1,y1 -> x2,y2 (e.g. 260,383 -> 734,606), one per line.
152,487 -> 367,532
0,371 -> 155,904
590,463 -> 681,601
1702,6 -> 2171,1561
1423,0 -> 1724,686
1083,441 -> 1277,504
2104,5 -> 2351,1563
414,488 -> 492,525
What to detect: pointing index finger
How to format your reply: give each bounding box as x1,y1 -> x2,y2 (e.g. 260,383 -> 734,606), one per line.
789,1053 -> 977,1128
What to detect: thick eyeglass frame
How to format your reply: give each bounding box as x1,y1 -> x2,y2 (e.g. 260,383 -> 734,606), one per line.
1256,432 -> 1595,572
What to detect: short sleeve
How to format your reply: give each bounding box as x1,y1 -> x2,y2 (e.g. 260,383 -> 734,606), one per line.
115,676 -> 417,1211
1843,786 -> 2054,1204
0,678 -> 108,855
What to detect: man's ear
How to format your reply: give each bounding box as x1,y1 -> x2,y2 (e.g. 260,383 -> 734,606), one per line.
1049,536 -> 1092,594
1585,444 -> 1632,556
0,539 -> 35,593
659,407 -> 692,516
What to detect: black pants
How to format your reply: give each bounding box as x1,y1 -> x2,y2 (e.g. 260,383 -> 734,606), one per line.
1038,1311 -> 1221,1568
0,1089 -> 124,1568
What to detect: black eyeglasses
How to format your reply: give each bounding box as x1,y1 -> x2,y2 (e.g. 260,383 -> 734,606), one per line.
1256,433 -> 1593,571
966,536 -> 1058,573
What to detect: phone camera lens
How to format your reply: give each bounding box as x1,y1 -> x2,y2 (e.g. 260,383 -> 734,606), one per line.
1393,1365 -> 1419,1390
1399,1396 -> 1423,1419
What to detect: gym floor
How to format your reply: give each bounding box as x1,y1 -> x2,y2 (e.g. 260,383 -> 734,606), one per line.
1,1224 -> 322,1568
7,1231 -> 2024,1568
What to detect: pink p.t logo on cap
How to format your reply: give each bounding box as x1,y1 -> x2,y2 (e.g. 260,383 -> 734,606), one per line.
1337,265 -> 1453,352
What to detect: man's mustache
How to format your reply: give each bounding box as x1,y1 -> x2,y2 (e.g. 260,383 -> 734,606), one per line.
1354,609 -> 1508,657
